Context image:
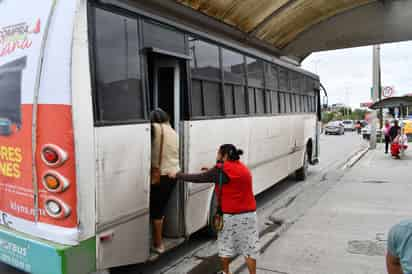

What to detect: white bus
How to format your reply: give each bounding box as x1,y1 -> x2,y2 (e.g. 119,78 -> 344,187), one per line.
0,1 -> 320,273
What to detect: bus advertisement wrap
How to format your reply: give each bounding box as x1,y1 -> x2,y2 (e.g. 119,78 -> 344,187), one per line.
0,0 -> 79,248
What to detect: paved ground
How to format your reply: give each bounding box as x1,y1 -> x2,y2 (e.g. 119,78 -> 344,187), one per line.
0,132 -> 364,274
247,143 -> 412,274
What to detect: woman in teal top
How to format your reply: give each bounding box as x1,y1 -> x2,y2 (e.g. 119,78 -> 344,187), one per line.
387,220 -> 412,274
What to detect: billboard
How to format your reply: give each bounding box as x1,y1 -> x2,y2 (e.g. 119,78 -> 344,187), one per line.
0,0 -> 79,245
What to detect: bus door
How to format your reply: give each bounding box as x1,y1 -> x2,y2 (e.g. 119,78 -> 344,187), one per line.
147,52 -> 188,243
91,6 -> 151,269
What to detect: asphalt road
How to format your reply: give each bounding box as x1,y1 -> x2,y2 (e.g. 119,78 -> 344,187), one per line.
0,131 -> 365,274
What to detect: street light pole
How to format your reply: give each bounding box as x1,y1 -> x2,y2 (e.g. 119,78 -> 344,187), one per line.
370,45 -> 381,149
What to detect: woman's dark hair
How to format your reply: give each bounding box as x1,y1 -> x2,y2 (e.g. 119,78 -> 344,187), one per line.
150,108 -> 170,123
219,144 -> 244,161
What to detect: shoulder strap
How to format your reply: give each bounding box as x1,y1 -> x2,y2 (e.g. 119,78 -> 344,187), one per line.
216,163 -> 224,214
158,124 -> 164,168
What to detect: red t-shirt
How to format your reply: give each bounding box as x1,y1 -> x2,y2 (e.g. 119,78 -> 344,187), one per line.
215,160 -> 256,214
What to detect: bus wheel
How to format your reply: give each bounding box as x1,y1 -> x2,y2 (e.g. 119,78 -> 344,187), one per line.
206,195 -> 219,237
296,150 -> 309,181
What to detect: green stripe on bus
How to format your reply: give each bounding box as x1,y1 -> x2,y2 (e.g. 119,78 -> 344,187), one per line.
0,226 -> 96,274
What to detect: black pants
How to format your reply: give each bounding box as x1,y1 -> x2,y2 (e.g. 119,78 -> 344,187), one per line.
150,176 -> 176,220
385,136 -> 391,153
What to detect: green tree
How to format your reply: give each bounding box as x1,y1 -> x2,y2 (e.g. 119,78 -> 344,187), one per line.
351,108 -> 368,121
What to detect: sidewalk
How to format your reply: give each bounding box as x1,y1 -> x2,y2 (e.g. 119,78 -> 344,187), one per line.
255,144 -> 412,274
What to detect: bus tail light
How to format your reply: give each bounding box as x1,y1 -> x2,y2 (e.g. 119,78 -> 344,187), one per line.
42,171 -> 69,193
41,144 -> 68,167
44,198 -> 71,219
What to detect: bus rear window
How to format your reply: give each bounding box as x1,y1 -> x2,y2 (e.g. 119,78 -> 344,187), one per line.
91,7 -> 145,124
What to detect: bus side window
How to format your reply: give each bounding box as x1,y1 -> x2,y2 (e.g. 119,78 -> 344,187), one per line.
91,7 -> 145,124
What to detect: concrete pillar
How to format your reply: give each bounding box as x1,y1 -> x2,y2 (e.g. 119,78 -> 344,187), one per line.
370,45 -> 381,149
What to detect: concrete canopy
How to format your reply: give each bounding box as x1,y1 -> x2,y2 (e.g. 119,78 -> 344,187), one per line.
174,0 -> 412,61
370,96 -> 412,109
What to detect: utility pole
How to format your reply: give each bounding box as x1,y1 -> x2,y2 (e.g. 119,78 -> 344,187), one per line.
370,45 -> 381,149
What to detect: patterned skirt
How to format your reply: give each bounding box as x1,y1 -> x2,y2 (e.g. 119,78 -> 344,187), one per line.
217,211 -> 260,259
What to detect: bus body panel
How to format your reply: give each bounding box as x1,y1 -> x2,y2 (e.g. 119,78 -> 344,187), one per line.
184,115 -> 317,235
95,125 -> 150,226
72,0 -> 97,242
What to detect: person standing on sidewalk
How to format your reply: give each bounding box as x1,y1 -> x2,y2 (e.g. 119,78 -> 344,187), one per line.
169,144 -> 259,274
383,120 -> 391,154
387,220 -> 412,274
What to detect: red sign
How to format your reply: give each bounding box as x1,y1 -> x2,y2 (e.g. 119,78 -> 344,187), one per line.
360,102 -> 373,108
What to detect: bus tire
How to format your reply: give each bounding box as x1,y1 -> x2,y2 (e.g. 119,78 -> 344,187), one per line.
206,195 -> 219,237
296,149 -> 308,181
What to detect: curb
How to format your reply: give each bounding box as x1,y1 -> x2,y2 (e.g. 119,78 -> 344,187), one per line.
342,146 -> 369,169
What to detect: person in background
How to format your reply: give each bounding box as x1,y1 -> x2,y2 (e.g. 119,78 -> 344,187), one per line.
150,109 -> 180,254
387,220 -> 412,274
383,120 -> 391,154
391,127 -> 408,159
390,120 -> 401,143
169,144 -> 259,274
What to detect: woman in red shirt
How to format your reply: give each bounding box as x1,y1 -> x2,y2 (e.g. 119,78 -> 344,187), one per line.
169,144 -> 259,274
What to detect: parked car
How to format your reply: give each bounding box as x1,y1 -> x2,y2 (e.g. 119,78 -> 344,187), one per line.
361,124 -> 382,140
342,120 -> 355,131
325,121 -> 345,135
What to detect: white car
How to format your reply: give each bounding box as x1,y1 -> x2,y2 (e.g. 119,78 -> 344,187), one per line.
325,121 -> 345,135
361,125 -> 383,140
342,120 -> 355,131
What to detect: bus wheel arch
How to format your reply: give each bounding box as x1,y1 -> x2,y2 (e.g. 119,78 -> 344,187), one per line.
296,139 -> 312,181
306,138 -> 313,164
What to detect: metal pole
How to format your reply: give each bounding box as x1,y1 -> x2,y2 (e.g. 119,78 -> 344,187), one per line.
370,45 -> 380,149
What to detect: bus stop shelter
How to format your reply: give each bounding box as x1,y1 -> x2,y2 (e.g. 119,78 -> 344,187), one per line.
370,96 -> 412,118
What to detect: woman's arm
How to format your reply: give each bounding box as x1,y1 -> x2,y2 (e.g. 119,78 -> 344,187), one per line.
176,167 -> 229,184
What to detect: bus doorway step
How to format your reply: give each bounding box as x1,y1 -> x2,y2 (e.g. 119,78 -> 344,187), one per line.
149,237 -> 185,261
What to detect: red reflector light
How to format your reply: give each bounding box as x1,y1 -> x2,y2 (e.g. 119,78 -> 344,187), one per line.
43,149 -> 59,164
100,232 -> 114,243
41,144 -> 68,167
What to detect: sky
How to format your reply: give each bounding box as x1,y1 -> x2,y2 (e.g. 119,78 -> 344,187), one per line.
302,40 -> 412,109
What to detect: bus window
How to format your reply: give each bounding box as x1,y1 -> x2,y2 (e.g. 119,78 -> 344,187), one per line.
234,85 -> 247,115
222,48 -> 245,85
265,90 -> 272,113
295,94 -> 302,113
191,79 -> 203,117
203,81 -> 222,116
279,93 -> 286,113
255,88 -> 265,114
279,67 -> 289,91
265,63 -> 278,90
248,88 -> 256,114
92,7 -> 144,124
271,91 -> 279,114
189,38 -> 222,117
224,85 -> 235,115
222,48 -> 246,116
285,93 -> 292,113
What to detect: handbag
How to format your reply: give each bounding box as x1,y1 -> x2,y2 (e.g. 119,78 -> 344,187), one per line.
151,124 -> 164,185
213,163 -> 224,232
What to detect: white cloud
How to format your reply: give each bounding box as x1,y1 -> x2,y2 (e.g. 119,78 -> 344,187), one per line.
302,40 -> 412,109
